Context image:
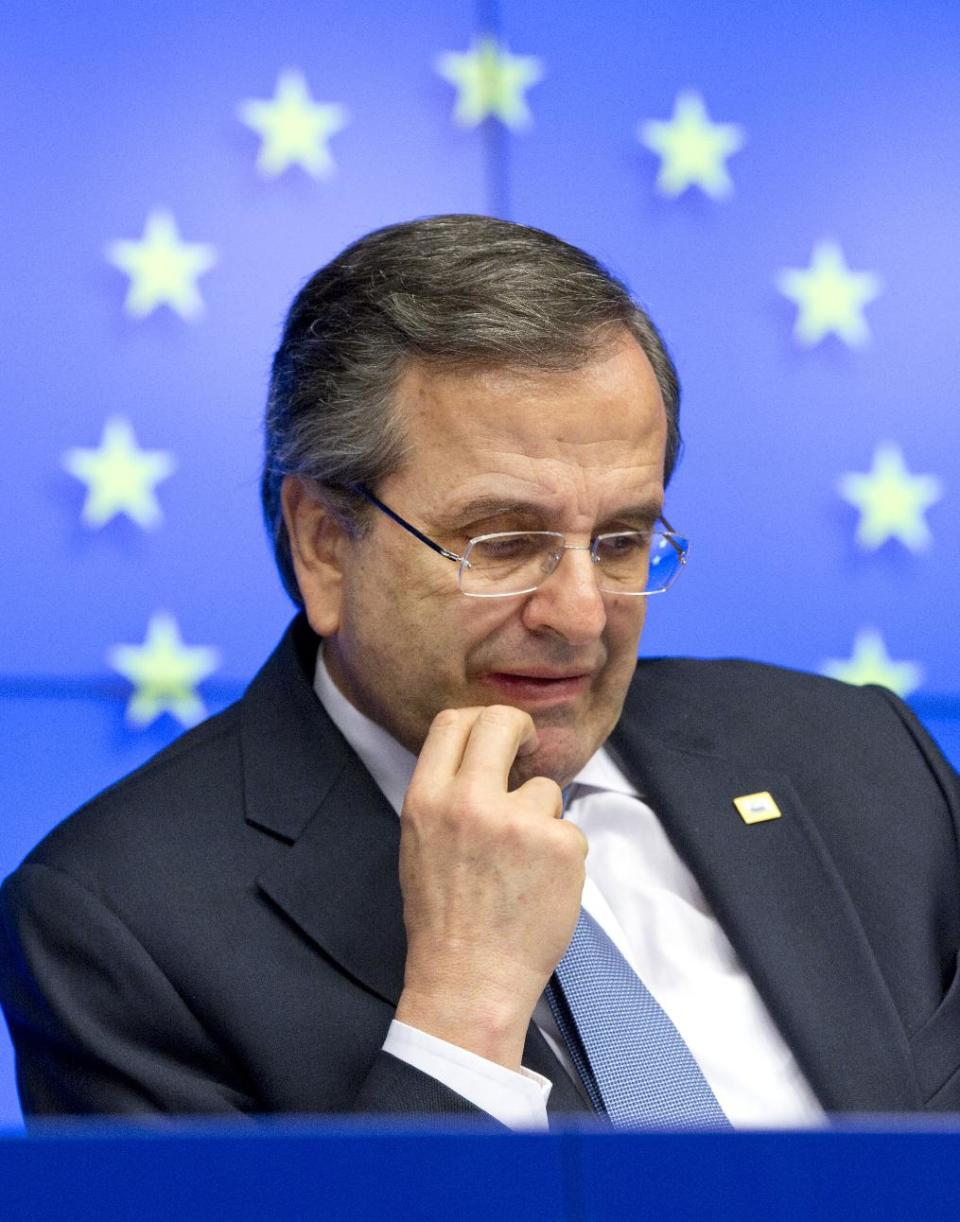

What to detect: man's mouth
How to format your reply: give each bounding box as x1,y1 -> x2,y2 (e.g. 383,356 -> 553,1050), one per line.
479,671 -> 593,704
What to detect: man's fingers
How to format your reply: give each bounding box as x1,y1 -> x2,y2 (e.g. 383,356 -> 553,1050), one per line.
515,775 -> 565,821
414,707 -> 481,781
414,704 -> 538,789
458,705 -> 538,787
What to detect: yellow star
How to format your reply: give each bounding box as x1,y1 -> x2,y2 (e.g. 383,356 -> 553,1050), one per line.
62,417 -> 176,529
822,629 -> 922,698
238,69 -> 348,178
436,36 -> 543,129
106,210 -> 217,321
777,240 -> 882,347
838,444 -> 943,552
638,91 -> 745,199
108,612 -> 220,729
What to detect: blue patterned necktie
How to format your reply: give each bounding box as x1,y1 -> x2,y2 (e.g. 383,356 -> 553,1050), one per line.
545,788 -> 731,1130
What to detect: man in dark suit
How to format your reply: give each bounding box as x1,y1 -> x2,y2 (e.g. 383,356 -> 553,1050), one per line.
3,215 -> 959,1124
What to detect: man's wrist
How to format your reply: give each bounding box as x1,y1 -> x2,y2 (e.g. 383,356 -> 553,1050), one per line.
395,984 -> 535,1071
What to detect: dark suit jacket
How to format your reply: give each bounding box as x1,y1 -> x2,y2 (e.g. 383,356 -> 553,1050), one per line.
3,615 -> 960,1120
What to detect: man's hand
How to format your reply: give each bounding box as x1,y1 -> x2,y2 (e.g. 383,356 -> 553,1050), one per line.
394,705 -> 587,1072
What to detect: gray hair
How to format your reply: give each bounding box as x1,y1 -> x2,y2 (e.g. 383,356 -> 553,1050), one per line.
262,214 -> 681,605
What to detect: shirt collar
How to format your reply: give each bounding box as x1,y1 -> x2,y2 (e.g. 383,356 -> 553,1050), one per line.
313,646 -> 417,816
574,742 -> 639,797
313,646 -> 637,813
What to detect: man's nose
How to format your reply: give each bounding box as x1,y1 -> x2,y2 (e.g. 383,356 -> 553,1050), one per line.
520,545 -> 607,644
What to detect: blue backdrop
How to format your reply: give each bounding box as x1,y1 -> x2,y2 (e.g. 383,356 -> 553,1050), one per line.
2,0 -> 958,1127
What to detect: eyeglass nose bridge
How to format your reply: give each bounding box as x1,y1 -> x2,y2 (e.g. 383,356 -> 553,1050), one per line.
533,540 -> 604,586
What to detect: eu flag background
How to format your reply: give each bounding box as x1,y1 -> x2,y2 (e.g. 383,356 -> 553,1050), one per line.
1,0 -> 958,1126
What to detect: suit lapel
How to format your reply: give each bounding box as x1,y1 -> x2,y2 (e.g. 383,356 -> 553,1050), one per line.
256,763 -> 407,1006
240,617 -> 407,1006
609,714 -> 921,1112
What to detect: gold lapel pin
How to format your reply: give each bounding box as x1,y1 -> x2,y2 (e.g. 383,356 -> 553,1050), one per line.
733,791 -> 782,825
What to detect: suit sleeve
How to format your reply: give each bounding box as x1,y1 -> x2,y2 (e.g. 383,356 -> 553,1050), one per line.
871,686 -> 960,804
0,863 -> 504,1122
869,685 -> 960,1108
0,862 -> 254,1116
351,1051 -> 505,1123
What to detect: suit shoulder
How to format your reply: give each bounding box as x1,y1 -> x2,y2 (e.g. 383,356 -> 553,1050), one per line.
16,701 -> 245,879
624,655 -> 913,746
631,654 -> 864,701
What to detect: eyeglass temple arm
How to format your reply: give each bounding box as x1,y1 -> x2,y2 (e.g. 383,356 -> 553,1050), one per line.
658,515 -> 686,560
351,484 -> 462,563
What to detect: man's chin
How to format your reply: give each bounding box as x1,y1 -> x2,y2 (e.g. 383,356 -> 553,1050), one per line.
507,724 -> 596,791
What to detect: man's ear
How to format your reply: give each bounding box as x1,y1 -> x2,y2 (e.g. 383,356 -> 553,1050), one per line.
281,476 -> 349,637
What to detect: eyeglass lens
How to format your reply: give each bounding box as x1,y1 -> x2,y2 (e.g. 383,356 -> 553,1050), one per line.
460,531 -> 685,597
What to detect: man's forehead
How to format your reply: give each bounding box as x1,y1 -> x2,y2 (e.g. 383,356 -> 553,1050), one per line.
394,338 -> 665,438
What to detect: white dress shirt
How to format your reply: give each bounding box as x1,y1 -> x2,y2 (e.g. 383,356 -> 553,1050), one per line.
314,649 -> 824,1130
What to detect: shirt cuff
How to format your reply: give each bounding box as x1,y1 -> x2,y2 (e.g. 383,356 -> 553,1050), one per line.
382,1019 -> 552,1130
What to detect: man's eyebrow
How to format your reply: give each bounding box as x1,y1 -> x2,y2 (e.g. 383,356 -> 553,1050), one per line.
442,496 -> 664,527
444,497 -> 545,524
599,501 -> 664,527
